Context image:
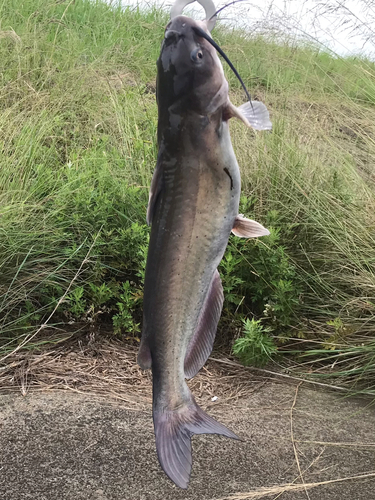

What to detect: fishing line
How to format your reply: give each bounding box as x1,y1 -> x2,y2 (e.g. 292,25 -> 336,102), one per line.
192,25 -> 253,107
209,0 -> 249,21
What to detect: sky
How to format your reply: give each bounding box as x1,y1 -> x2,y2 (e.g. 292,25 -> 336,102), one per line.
118,0 -> 375,58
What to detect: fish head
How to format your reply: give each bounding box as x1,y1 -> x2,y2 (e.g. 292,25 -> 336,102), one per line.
157,16 -> 228,115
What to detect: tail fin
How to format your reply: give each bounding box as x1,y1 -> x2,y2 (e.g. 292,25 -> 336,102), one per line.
153,398 -> 239,489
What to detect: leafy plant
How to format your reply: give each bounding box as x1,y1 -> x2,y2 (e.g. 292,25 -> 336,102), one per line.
67,286 -> 86,318
232,318 -> 277,367
112,281 -> 141,335
220,251 -> 245,307
220,214 -> 301,333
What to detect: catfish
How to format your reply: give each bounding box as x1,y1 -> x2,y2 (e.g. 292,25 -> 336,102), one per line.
138,2 -> 271,489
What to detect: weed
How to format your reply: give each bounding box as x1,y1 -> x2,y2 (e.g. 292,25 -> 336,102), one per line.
112,281 -> 141,335
233,318 -> 277,367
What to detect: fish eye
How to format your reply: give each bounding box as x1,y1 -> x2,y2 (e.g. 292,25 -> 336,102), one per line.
191,48 -> 204,63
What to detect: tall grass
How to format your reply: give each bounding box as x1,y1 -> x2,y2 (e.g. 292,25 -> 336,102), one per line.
0,0 -> 375,392
0,0 -> 162,349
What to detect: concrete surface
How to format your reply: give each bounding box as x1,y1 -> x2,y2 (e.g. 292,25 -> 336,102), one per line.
1,382 -> 375,500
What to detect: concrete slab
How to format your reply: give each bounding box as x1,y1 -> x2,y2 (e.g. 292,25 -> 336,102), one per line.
1,382 -> 374,499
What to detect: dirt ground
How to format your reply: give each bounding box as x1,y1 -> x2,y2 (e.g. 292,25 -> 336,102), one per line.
0,340 -> 375,500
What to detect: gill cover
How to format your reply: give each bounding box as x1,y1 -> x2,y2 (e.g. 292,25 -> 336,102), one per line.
171,0 -> 217,31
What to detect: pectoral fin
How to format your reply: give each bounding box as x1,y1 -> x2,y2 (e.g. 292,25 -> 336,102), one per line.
227,100 -> 272,131
184,269 -> 223,379
232,214 -> 270,238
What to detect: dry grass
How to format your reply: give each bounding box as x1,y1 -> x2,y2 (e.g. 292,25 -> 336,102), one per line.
0,334 -> 268,410
0,336 -> 152,407
213,471 -> 375,499
2,332 -> 368,407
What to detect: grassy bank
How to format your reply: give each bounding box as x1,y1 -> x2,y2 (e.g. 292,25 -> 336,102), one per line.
1,0 -> 375,394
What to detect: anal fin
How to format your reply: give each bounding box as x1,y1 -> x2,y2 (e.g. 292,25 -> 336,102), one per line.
184,269 -> 223,380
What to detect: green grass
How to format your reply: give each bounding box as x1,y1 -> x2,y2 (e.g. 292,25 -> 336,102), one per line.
1,0 -> 375,394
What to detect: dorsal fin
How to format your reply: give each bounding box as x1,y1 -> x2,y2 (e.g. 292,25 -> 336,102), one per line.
184,269 -> 223,379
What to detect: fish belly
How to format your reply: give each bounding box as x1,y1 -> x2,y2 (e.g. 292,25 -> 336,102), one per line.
141,122 -> 241,488
145,132 -> 240,399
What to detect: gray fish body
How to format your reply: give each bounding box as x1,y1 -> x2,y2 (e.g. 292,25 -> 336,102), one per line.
138,14 -> 271,489
145,110 -> 239,408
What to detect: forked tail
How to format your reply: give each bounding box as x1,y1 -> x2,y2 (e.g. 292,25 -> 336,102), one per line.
153,396 -> 239,488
